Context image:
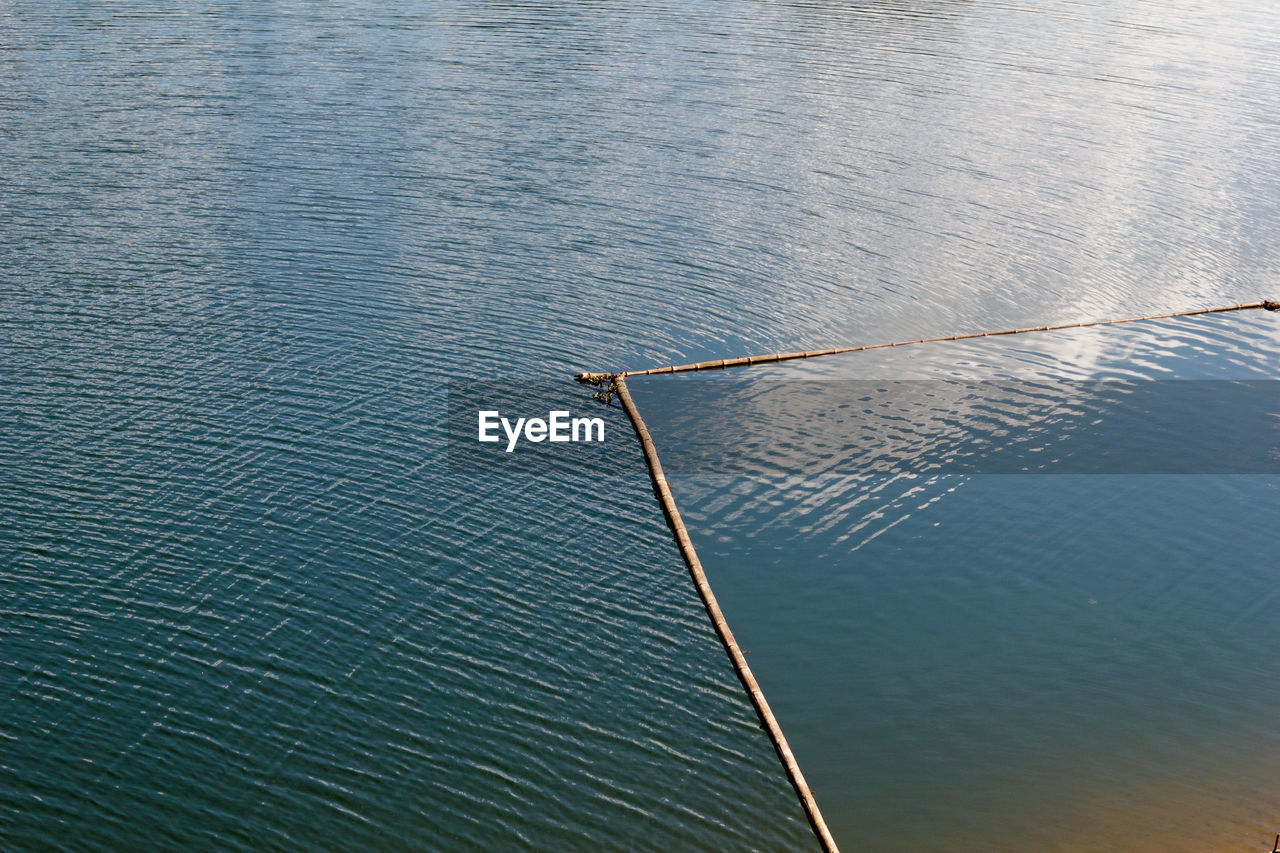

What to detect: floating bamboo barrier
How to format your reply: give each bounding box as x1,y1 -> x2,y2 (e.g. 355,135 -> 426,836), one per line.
614,374 -> 840,853
579,300 -> 1279,384
582,298 -> 1278,853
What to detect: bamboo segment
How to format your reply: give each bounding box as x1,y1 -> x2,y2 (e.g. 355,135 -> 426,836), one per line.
614,375 -> 840,853
577,298 -> 1279,852
573,300 -> 1277,382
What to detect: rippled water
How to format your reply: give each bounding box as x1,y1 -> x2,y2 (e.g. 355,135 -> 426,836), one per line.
3,1 -> 1279,850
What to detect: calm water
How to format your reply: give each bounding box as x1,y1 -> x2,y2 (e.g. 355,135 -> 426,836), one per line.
3,1 -> 1280,850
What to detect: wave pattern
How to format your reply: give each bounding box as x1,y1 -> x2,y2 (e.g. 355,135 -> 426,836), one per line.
3,0 -> 1280,850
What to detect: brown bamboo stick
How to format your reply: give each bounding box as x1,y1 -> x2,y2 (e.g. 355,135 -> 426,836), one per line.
614,375 -> 840,853
575,300 -> 1277,384
576,297 -> 1279,850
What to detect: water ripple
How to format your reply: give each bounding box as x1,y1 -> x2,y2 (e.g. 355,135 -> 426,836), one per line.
5,0 -> 1280,850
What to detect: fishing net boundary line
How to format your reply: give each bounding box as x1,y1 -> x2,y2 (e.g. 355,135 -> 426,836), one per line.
574,299 -> 1279,853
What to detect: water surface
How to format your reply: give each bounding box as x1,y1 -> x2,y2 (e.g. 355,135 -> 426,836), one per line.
633,312 -> 1280,850
4,1 -> 1280,850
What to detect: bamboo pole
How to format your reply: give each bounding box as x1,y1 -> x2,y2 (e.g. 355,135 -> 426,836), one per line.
582,298 -> 1278,852
614,375 -> 840,853
577,300 -> 1278,383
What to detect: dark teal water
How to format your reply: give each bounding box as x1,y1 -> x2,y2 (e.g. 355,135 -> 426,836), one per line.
3,1 -> 1280,850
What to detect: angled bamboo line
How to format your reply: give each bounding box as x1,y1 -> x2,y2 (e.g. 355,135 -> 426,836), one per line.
578,300 -> 1278,384
583,298 -> 1278,853
613,375 -> 840,853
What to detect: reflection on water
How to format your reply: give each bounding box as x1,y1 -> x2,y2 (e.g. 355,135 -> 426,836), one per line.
4,0 -> 1280,849
636,377 -> 1280,477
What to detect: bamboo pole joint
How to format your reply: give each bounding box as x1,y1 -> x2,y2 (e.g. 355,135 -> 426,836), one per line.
577,299 -> 1278,853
